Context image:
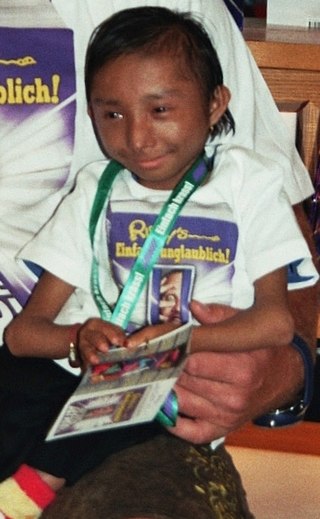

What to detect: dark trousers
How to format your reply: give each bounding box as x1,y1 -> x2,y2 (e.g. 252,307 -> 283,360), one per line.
0,345 -> 161,485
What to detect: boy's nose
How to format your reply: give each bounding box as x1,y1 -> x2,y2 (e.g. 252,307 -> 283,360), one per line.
127,117 -> 154,152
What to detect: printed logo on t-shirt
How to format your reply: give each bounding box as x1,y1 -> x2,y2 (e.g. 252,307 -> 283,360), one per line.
107,210 -> 238,329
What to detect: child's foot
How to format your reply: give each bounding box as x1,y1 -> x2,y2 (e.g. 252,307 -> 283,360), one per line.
0,465 -> 56,518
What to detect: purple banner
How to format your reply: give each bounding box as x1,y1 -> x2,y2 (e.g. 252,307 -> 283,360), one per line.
0,27 -> 76,341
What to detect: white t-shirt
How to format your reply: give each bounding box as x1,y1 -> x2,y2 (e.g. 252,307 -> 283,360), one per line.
22,146 -> 318,373
51,0 -> 314,204
1,0 -> 314,343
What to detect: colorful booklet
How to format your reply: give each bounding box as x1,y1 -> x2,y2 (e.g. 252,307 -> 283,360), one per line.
46,322 -> 192,440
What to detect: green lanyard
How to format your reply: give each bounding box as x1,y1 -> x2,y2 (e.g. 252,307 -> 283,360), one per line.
89,154 -> 211,329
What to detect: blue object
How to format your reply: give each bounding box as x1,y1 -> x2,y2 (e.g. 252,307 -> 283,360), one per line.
223,0 -> 244,29
254,334 -> 314,427
287,259 -> 314,285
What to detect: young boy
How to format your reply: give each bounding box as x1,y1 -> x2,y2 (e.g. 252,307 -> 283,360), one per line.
1,7 -> 318,519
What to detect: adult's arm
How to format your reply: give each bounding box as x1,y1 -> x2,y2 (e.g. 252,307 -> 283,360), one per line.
200,0 -> 313,204
171,204 -> 318,443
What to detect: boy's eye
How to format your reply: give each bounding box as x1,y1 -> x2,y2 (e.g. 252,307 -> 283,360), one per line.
107,111 -> 123,119
154,106 -> 168,114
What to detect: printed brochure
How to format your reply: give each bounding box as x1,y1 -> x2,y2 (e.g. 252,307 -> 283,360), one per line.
46,322 -> 192,440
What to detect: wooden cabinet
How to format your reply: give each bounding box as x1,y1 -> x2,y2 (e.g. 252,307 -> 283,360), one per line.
244,20 -> 320,103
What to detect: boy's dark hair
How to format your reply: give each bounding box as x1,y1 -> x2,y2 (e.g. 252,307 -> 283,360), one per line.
85,6 -> 235,137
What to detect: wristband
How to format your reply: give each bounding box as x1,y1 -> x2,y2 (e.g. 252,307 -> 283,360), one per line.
254,334 -> 314,427
156,390 -> 179,427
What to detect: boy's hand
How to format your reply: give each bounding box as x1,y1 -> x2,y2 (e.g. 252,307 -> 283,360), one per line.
77,318 -> 126,367
125,299 -> 237,350
125,322 -> 180,350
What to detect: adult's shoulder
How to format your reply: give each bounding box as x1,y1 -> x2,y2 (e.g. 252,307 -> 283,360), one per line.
69,159 -> 109,198
75,159 -> 109,184
214,144 -> 286,185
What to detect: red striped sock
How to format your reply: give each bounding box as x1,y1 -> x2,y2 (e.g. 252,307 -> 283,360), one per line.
0,464 -> 56,519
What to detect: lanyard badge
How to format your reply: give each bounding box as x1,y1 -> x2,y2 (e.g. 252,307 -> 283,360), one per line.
89,153 -> 213,425
89,154 -> 212,327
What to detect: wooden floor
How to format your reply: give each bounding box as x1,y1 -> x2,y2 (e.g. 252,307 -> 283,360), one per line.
226,421 -> 320,519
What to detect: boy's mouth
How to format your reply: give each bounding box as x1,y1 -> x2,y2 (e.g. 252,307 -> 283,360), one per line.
135,155 -> 166,170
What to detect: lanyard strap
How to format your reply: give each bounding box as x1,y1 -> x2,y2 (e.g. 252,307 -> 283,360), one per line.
90,154 -> 211,328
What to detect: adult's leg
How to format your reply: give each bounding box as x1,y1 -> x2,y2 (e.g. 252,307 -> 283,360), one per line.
43,433 -> 254,519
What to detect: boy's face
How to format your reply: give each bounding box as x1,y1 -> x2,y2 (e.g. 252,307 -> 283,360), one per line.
89,52 -> 229,190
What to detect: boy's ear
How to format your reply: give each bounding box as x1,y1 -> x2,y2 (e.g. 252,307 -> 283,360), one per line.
208,85 -> 231,127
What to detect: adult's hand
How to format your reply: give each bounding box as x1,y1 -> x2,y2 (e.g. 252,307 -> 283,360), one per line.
171,301 -> 306,443
171,204 -> 318,444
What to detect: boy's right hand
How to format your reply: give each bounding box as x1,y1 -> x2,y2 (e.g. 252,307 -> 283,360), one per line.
77,318 -> 126,368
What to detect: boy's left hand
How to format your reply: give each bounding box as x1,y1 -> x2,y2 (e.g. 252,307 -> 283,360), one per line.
78,317 -> 127,368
